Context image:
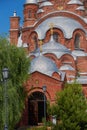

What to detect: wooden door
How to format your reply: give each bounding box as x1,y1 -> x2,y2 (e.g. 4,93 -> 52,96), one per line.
28,100 -> 38,125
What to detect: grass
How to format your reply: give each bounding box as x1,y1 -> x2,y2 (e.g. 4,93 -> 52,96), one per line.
26,126 -> 46,130
17,126 -> 46,130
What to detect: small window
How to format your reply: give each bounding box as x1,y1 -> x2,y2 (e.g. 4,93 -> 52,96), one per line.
34,12 -> 37,18
53,33 -> 58,42
33,36 -> 38,48
74,34 -> 81,49
28,10 -> 31,18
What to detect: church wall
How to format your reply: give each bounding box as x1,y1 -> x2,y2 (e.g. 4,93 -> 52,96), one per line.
25,72 -> 63,102
76,57 -> 87,72
10,16 -> 20,45
17,72 -> 63,126
9,0 -> 87,127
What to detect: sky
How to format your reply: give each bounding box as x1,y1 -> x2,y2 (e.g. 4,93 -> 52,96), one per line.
0,0 -> 25,35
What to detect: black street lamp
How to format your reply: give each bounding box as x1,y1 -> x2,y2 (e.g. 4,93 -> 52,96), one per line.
2,68 -> 9,130
42,86 -> 47,120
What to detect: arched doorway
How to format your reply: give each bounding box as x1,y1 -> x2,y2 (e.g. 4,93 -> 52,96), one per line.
28,91 -> 47,126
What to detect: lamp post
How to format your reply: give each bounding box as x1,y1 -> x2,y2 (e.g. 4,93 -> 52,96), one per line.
42,86 -> 47,121
2,68 -> 9,130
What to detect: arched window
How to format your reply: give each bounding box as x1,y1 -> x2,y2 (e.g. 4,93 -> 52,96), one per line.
74,34 -> 81,49
33,35 -> 38,49
53,32 -> 58,42
28,10 -> 32,18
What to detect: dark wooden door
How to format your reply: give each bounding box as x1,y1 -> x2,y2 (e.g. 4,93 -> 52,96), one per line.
38,101 -> 44,123
28,100 -> 38,125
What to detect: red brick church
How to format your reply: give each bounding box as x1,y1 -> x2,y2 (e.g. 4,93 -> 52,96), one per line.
9,0 -> 87,126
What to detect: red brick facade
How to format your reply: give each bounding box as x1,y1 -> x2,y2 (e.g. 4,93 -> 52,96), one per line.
9,0 -> 87,127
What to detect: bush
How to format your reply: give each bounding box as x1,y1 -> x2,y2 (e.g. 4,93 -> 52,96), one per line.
48,82 -> 87,130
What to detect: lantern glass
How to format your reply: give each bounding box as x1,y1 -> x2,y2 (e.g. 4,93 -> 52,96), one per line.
2,68 -> 9,79
42,86 -> 47,92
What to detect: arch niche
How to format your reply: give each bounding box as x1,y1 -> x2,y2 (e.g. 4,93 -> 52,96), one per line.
28,91 -> 47,126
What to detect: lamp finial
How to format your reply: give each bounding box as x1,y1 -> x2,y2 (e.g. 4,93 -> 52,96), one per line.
39,40 -> 43,52
49,23 -> 54,35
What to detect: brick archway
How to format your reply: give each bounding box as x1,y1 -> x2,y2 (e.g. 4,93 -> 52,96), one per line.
28,91 -> 47,126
